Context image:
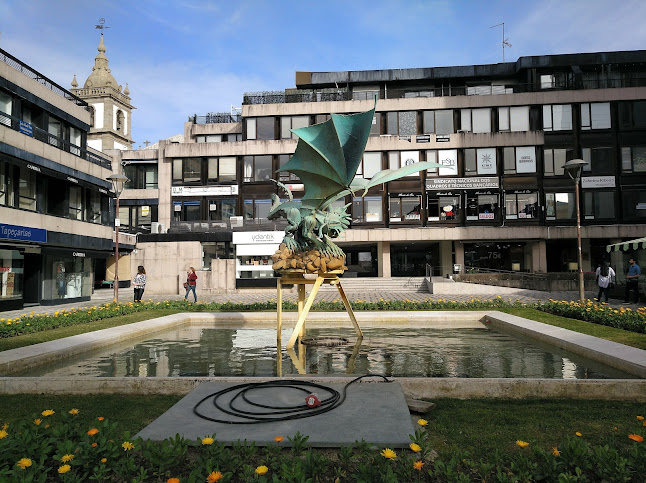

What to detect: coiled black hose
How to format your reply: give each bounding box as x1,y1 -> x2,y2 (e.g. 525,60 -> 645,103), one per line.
193,374 -> 390,424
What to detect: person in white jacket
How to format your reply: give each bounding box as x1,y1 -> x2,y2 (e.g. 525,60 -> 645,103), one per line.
595,261 -> 615,303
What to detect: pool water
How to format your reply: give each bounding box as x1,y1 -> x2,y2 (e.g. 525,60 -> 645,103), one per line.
13,325 -> 637,379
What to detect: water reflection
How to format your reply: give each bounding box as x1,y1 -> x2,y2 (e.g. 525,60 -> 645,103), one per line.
12,327 -> 637,379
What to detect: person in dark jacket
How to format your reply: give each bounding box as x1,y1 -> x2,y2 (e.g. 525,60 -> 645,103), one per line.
184,267 -> 197,302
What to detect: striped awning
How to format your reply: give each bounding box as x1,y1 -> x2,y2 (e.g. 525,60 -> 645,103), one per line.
606,237 -> 646,253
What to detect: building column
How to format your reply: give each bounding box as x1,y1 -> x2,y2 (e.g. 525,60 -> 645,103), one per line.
439,240 -> 453,277
454,242 -> 464,274
608,239 -> 623,281
378,241 -> 391,278
531,240 -> 547,273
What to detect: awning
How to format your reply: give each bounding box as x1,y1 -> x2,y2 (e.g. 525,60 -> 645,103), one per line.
606,237 -> 646,253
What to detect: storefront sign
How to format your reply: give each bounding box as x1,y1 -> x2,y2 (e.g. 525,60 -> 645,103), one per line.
141,206 -> 150,216
232,231 -> 283,245
438,149 -> 458,176
172,185 -> 238,196
477,148 -> 496,175
401,151 -> 419,166
67,176 -> 79,184
0,223 -> 47,243
515,147 -> 536,174
581,176 -> 616,189
479,213 -> 495,220
27,164 -> 42,173
286,183 -> 304,192
72,252 -> 86,257
426,177 -> 499,190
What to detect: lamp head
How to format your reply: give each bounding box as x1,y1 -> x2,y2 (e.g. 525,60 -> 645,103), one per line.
107,173 -> 129,196
563,158 -> 588,182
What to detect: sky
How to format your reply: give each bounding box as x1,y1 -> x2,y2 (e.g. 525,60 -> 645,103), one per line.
1,0 -> 645,148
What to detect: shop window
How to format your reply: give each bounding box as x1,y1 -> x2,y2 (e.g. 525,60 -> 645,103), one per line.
243,155 -> 273,182
398,111 -> 417,136
0,249 -> 23,301
543,148 -> 573,176
583,191 -> 615,220
505,192 -> 538,219
438,149 -> 458,176
352,196 -> 382,223
243,199 -> 272,222
280,116 -> 309,139
356,152 -> 382,179
545,192 -> 575,220
466,194 -> 498,221
43,255 -> 91,301
498,106 -> 530,132
543,104 -> 572,131
622,190 -> 646,220
124,164 -> 159,189
620,146 -> 646,173
618,101 -> 646,129
581,103 -> 611,130
460,108 -> 491,133
581,147 -> 612,175
466,148 -> 497,176
68,186 -> 83,220
202,242 -> 233,269
208,199 -> 236,222
389,195 -> 421,222
428,195 -> 460,222
18,166 -> 36,211
278,154 -> 299,182
207,157 -> 236,183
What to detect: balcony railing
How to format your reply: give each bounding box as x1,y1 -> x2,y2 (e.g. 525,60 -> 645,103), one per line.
0,47 -> 89,109
243,89 -> 351,105
169,219 -> 288,233
188,112 -> 241,124
0,111 -> 112,170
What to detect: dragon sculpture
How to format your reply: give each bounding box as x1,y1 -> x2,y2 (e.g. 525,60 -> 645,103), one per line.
270,100 -> 441,273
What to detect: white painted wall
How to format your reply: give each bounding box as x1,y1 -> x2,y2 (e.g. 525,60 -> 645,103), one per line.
87,138 -> 102,151
92,102 -> 104,129
113,141 -> 128,150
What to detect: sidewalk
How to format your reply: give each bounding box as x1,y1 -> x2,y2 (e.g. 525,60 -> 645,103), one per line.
2,286 -> 642,319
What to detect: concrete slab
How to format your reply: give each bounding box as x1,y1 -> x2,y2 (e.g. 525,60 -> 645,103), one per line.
135,379 -> 414,447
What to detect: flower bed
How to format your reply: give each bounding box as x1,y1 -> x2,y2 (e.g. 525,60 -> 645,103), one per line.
537,299 -> 646,333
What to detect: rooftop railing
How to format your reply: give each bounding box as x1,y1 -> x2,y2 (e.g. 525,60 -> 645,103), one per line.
188,112 -> 242,124
0,47 -> 89,109
243,89 -> 351,105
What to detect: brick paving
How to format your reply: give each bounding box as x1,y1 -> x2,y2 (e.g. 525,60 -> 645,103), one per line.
1,286 -> 641,319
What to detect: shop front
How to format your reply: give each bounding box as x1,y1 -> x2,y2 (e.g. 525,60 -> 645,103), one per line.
231,231 -> 282,287
426,177 -> 500,225
463,242 -> 528,271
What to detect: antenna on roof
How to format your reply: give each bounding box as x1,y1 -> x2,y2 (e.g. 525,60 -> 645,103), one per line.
490,22 -> 511,62
95,18 -> 110,30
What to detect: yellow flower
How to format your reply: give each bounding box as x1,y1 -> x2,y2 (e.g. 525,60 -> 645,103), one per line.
552,447 -> 560,456
417,419 -> 428,426
207,471 -> 224,482
69,408 -> 79,415
201,437 -> 214,445
41,409 -> 55,417
61,454 -> 74,463
637,416 -> 645,421
380,448 -> 397,459
122,441 -> 135,451
101,458 -> 107,463
274,436 -> 284,443
628,434 -> 644,442
33,419 -> 42,426
0,429 -> 8,439
413,460 -> 425,471
58,464 -> 71,474
409,443 -> 422,452
17,458 -> 32,469
516,440 -> 529,448
88,428 -> 99,436
575,432 -> 582,437
255,465 -> 269,475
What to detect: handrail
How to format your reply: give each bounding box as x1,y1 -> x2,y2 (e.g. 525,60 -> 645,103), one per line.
464,266 -> 548,280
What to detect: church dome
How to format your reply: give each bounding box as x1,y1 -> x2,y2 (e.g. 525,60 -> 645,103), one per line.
83,34 -> 119,89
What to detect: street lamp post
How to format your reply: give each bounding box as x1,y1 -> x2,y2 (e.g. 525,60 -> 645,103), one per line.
107,173 -> 129,304
563,159 -> 589,303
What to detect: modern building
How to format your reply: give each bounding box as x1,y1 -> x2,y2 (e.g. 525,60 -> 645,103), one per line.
0,47 -> 120,310
111,50 -> 646,293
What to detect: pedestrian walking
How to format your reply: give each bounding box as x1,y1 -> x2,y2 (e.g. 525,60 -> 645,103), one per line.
595,261 -> 615,303
623,257 -> 641,304
133,265 -> 146,302
184,267 -> 198,302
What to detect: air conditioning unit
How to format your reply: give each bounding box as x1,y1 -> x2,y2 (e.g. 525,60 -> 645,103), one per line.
230,216 -> 244,227
151,222 -> 160,233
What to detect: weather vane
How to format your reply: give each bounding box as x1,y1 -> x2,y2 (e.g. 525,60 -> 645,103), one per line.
95,18 -> 110,30
490,22 -> 512,62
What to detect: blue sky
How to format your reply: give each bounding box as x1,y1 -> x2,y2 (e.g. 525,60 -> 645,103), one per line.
1,0 -> 645,147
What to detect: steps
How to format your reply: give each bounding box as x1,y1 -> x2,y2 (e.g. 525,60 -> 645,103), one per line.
318,276 -> 429,293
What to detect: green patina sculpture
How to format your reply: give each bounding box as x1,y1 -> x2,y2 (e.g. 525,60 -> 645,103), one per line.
270,101 -> 441,272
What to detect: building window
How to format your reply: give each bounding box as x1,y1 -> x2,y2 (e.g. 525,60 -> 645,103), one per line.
183,158 -> 201,183
621,146 -> 646,173
425,150 -> 438,176
465,148 -> 497,175
356,152 -> 382,179
208,199 -> 236,222
18,166 -> 36,211
466,194 -> 499,221
207,157 -> 236,183
422,110 -> 454,135
87,190 -> 102,224
173,200 -> 201,222
398,111 -> 417,136
243,198 -> 272,222
116,110 -> 124,133
245,117 -> 275,140
437,149 -> 458,176
352,196 -> 382,223
370,112 -> 381,136
460,108 -> 491,133
581,147 -> 613,175
622,190 -> 646,220
280,116 -> 309,139
543,148 -> 573,176
352,88 -> 379,101
618,101 -> 646,129
0,160 -> 7,206
428,195 -> 460,222
583,191 -> 615,220
202,242 -> 233,269
125,164 -> 159,189
0,90 -> 12,126
505,192 -> 538,219
389,195 -> 421,222
498,106 -> 530,132
387,151 -> 421,176
195,134 -> 243,143
545,192 -> 575,220
278,154 -> 299,181
69,127 -> 81,156
47,117 -> 63,148
243,155 -> 273,182
68,186 -> 83,220
581,103 -> 611,130
543,104 -> 573,131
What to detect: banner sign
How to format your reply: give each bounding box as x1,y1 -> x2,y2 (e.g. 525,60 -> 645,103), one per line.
426,177 -> 499,190
0,223 -> 47,243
